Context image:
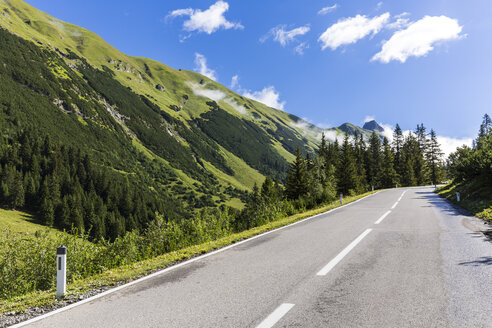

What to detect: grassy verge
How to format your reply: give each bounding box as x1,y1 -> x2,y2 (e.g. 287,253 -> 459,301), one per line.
436,180 -> 492,224
0,191 -> 375,314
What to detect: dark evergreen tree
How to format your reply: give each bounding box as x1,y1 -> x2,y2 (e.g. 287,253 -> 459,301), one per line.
285,148 -> 308,200
426,129 -> 444,184
380,137 -> 398,188
366,132 -> 382,189
337,134 -> 359,195
392,124 -> 404,183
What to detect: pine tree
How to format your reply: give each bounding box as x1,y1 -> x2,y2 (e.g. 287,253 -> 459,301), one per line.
426,129 -> 444,184
12,170 -> 25,209
41,196 -> 54,226
476,113 -> 492,149
392,124 -> 404,183
337,134 -> 358,195
414,124 -> 429,185
400,133 -> 419,186
379,137 -> 398,188
285,148 -> 308,199
366,132 -> 382,189
354,132 -> 367,192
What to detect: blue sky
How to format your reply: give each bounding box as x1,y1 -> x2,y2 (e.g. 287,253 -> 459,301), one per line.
25,0 -> 492,154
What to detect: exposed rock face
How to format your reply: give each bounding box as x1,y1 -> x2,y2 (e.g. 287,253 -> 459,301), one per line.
363,120 -> 384,132
155,84 -> 165,92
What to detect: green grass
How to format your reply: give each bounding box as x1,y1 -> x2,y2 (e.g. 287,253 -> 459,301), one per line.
0,191 -> 375,314
436,180 -> 492,223
0,209 -> 51,234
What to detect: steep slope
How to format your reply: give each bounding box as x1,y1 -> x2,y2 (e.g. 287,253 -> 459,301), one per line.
0,0 -> 320,205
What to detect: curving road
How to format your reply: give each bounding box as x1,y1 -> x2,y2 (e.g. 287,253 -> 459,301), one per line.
18,187 -> 492,328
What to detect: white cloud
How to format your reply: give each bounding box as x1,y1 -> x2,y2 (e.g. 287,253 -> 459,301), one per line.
318,4 -> 338,15
372,16 -> 463,63
230,75 -> 239,89
364,115 -> 375,123
319,13 -> 390,50
386,12 -> 410,30
261,25 -> 310,46
294,42 -> 309,55
168,1 -> 243,35
187,82 -> 247,115
243,86 -> 286,110
194,53 -> 217,81
437,136 -> 473,158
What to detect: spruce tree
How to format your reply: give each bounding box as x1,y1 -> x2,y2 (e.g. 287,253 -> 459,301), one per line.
337,134 -> 358,195
392,124 -> 404,183
366,132 -> 382,189
285,147 -> 308,199
354,132 -> 367,192
380,137 -> 398,188
414,124 -> 429,185
426,129 -> 444,184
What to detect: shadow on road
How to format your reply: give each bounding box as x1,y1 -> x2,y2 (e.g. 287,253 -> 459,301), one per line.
458,256 -> 492,266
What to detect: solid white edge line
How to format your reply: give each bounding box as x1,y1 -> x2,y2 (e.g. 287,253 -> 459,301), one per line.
375,210 -> 391,225
10,192 -> 382,328
256,303 -> 295,328
316,228 -> 373,276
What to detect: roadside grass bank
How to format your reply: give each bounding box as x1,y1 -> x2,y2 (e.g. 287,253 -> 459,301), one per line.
436,181 -> 492,225
0,191 -> 375,317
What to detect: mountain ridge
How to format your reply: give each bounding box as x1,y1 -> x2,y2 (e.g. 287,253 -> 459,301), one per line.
0,0 -> 385,206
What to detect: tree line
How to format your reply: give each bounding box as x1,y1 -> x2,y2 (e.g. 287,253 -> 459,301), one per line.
282,124 -> 444,202
447,114 -> 492,186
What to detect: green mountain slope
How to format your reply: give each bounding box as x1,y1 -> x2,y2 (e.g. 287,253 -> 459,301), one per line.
0,0 -> 385,240
0,0 -> 325,190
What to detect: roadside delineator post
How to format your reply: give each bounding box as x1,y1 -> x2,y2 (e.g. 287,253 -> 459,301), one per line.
57,246 -> 67,299
456,192 -> 460,202
395,184 -> 398,188
340,193 -> 343,205
371,186 -> 374,192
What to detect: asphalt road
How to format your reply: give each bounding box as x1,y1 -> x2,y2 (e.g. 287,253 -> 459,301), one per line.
21,187 -> 492,328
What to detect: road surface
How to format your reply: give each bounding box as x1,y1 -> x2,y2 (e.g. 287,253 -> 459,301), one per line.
20,187 -> 492,328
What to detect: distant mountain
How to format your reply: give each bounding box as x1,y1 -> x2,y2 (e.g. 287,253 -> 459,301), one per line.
324,121 -> 385,141
363,120 -> 384,132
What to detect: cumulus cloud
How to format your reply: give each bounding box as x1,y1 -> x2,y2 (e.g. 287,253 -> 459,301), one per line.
261,25 -> 310,46
318,4 -> 338,15
194,53 -> 217,81
243,86 -> 286,111
187,82 -> 247,115
167,1 -> 243,35
372,16 -> 463,63
437,136 -> 473,158
319,13 -> 390,50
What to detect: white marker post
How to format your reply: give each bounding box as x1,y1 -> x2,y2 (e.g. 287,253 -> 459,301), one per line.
57,246 -> 67,299
340,193 -> 343,205
371,186 -> 374,192
396,184 -> 398,188
456,192 -> 460,202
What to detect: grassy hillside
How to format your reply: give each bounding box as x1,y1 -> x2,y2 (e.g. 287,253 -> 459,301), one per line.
0,0 -> 330,203
0,208 -> 53,234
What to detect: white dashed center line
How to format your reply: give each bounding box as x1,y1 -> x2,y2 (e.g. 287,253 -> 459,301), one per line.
375,210 -> 391,225
317,229 -> 373,276
256,303 -> 295,328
